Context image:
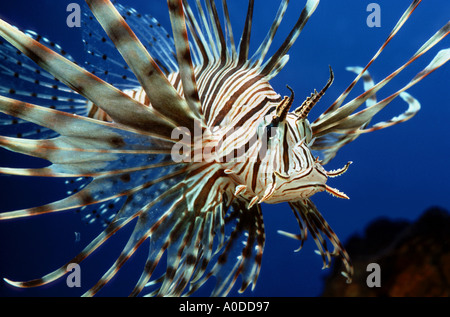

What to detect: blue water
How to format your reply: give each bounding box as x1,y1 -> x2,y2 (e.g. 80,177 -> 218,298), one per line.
0,0 -> 449,297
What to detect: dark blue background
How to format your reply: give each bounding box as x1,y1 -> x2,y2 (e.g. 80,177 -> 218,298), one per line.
0,0 -> 449,297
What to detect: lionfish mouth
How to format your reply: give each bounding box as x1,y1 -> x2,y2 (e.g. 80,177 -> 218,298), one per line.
324,161 -> 352,199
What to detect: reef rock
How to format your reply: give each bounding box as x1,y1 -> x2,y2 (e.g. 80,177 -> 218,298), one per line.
322,207 -> 450,297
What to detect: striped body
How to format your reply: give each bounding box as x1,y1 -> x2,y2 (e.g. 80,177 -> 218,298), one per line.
0,0 -> 449,296
89,63 -> 328,205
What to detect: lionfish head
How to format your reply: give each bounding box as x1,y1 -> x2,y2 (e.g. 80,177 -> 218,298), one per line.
260,66 -> 351,203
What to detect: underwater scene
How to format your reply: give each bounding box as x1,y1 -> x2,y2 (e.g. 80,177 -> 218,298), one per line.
0,0 -> 449,297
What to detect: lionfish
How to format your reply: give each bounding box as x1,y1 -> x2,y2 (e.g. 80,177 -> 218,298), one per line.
0,0 -> 448,296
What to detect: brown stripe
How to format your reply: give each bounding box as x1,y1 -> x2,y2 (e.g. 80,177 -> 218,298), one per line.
282,124 -> 290,174
211,75 -> 262,126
